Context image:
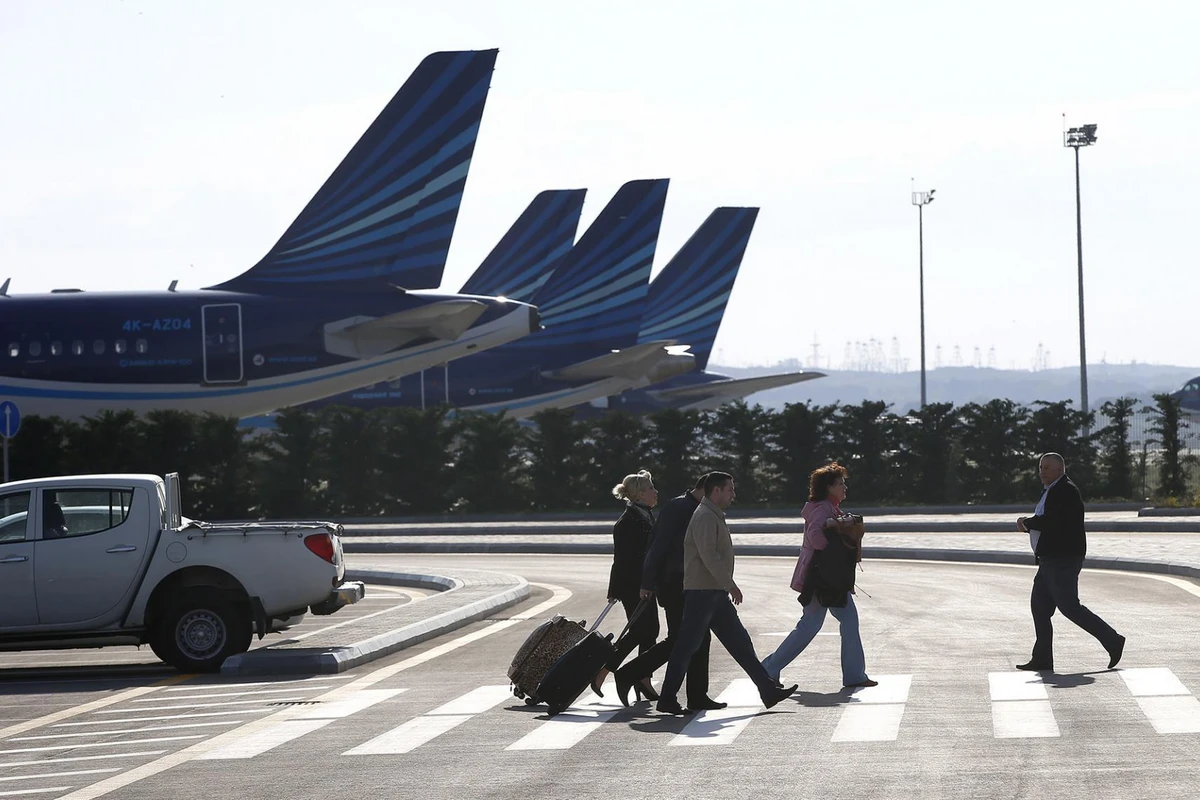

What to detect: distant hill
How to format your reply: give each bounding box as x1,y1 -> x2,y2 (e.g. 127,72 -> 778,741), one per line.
709,363 -> 1200,415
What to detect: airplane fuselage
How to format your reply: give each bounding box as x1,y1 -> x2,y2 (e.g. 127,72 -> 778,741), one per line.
0,289 -> 536,419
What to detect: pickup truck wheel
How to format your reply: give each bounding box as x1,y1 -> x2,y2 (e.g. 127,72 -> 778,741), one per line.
155,589 -> 252,673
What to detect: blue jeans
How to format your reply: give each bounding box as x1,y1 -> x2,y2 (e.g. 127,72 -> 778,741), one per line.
659,589 -> 777,703
761,593 -> 868,686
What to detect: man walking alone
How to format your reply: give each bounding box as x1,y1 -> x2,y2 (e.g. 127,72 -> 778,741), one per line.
1016,452 -> 1126,672
656,472 -> 797,715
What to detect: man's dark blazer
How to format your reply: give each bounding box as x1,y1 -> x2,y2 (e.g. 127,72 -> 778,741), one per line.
1027,476 -> 1087,559
640,492 -> 701,592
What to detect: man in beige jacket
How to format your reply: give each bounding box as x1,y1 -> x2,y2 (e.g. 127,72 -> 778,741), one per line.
656,472 -> 798,715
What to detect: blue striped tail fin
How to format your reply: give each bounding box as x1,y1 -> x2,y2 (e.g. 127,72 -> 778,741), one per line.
511,179 -> 669,353
458,189 -> 586,301
637,206 -> 759,370
210,49 -> 498,293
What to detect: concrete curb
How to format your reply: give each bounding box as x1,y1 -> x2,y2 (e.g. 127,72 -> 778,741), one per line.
220,568 -> 531,677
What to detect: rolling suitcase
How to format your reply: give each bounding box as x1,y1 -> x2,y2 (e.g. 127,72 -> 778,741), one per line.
507,605 -> 610,705
536,598 -> 652,716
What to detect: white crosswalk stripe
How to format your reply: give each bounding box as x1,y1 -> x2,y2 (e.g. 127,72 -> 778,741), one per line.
197,690 -> 405,760
989,672 -> 1059,738
832,675 -> 912,742
344,686 -> 513,755
506,681 -> 623,751
1119,668 -> 1200,734
671,679 -> 761,746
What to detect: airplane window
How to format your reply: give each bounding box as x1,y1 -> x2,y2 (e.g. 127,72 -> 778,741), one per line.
7,343 -> 18,357
93,340 -> 105,355
114,339 -> 127,355
72,340 -> 84,356
135,339 -> 148,354
28,342 -> 42,357
50,341 -> 62,356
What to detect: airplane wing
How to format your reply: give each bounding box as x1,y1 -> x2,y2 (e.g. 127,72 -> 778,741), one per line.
647,371 -> 826,410
541,340 -> 685,382
323,299 -> 487,358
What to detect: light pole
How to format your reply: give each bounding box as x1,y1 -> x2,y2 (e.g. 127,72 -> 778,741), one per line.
1064,123 -> 1097,433
911,186 -> 935,408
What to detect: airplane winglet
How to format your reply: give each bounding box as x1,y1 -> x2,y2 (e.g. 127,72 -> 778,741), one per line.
0,278 -> 9,297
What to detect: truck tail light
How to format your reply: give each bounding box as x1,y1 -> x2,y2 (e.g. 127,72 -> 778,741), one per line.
304,533 -> 336,564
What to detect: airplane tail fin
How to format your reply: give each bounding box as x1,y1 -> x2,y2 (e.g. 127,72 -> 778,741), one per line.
458,189 -> 586,301
637,207 -> 759,370
210,49 -> 498,294
516,179 -> 669,351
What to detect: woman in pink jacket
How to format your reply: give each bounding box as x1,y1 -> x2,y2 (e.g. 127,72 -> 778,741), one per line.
762,462 -> 877,689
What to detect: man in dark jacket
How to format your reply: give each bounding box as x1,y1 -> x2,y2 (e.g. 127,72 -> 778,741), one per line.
609,474 -> 726,710
1016,452 -> 1125,671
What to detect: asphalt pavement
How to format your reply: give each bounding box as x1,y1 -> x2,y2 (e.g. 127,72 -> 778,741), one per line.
4,554 -> 1200,800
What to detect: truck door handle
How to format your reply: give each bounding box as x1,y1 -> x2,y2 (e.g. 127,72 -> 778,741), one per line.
0,555 -> 29,563
106,545 -> 138,553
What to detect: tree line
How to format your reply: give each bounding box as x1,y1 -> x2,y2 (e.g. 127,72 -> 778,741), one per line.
5,394 -> 1195,519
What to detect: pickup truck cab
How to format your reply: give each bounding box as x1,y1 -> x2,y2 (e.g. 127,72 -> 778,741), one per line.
0,472 -> 364,672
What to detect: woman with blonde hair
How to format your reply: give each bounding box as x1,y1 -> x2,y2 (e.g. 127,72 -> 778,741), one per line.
591,469 -> 661,700
761,461 -> 877,689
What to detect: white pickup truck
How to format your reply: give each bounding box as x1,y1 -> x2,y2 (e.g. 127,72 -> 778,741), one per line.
0,472 -> 364,672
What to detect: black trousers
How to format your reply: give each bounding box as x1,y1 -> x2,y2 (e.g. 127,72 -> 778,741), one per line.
612,577 -> 712,704
606,591 -> 660,670
1030,556 -> 1122,665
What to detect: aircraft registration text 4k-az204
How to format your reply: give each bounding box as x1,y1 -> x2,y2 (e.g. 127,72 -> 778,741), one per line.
0,49 -> 538,420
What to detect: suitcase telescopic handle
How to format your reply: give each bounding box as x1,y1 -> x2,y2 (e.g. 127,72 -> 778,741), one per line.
588,600 -> 618,633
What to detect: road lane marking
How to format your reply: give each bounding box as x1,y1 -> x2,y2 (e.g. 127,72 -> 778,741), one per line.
53,710 -> 264,727
1120,668 -> 1200,734
0,770 -> 119,783
671,679 -> 762,746
0,675 -> 191,740
290,689 -> 406,720
989,672 -> 1058,738
1119,668 -> 1190,697
344,685 -> 512,755
0,788 -> 75,797
506,682 -> 622,752
55,582 -> 571,800
0,736 -> 206,755
194,720 -> 333,760
159,676 -> 351,693
131,688 -> 305,702
12,721 -> 242,741
831,675 -> 912,742
989,672 -> 1048,702
197,689 -> 405,759
93,697 -> 308,713
0,752 -> 166,768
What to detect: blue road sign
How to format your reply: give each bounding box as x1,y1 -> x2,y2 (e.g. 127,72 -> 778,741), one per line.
0,401 -> 20,439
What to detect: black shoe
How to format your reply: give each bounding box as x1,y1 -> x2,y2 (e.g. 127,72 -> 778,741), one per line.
636,678 -> 660,702
761,683 -> 798,709
844,678 -> 879,689
687,697 -> 728,712
656,697 -> 687,715
1107,636 -> 1126,670
614,674 -> 634,708
1016,660 -> 1053,672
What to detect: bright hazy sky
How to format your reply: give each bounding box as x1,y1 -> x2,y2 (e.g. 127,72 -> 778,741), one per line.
2,1 -> 1197,371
